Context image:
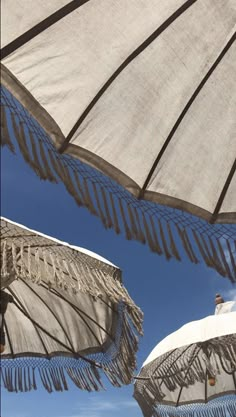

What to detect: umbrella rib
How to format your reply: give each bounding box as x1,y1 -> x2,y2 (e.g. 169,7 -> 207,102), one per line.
153,345 -> 191,383
7,287 -> 50,356
51,287 -> 116,343
204,369 -> 208,403
175,345 -> 201,407
211,158 -> 236,222
139,31 -> 236,197
41,283 -> 106,348
1,0 -> 91,59
59,0 -> 198,152
232,372 -> 236,390
3,317 -> 15,357
9,294 -> 103,368
20,279 -> 78,352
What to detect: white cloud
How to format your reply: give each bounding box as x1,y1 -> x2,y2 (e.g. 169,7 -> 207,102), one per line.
58,398 -> 138,417
223,287 -> 236,301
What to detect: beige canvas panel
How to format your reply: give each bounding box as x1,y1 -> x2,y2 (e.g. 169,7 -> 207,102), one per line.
148,42 -> 236,212
1,0 -> 69,47
68,0 -> 235,197
4,280 -> 114,356
161,360 -> 235,403
2,0 -> 185,137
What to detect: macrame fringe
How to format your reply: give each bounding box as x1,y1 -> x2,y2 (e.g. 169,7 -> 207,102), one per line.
1,100 -> 235,282
134,388 -> 236,417
0,238 -> 143,336
151,401 -> 236,417
134,336 -> 236,417
0,105 -> 15,152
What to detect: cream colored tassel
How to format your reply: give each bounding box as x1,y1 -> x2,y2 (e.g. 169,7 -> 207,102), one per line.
84,178 -> 98,215
118,199 -> 132,240
63,259 -> 75,290
48,251 -> 57,285
217,239 -> 233,280
34,248 -> 41,283
158,220 -> 171,260
226,240 -> 236,279
27,245 -> 31,279
1,240 -> 8,277
149,216 -> 162,254
38,139 -> 58,183
101,187 -> 113,227
166,223 -> 181,261
42,249 -> 50,284
92,183 -> 108,228
109,193 -> 121,234
53,256 -> 64,288
70,261 -> 82,291
19,241 -> 26,277
1,105 -> 15,152
11,242 -> 19,276
28,130 -> 47,180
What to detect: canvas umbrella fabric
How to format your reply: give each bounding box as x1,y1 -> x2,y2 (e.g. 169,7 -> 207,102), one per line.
1,1 -> 236,280
133,307 -> 236,417
0,217 -> 143,393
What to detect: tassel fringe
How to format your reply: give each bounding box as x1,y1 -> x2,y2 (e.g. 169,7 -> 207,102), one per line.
150,400 -> 236,417
0,237 -> 143,336
1,95 -> 235,282
134,335 -> 236,417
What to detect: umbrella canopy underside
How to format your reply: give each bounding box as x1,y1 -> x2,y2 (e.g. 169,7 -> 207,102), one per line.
134,335 -> 236,417
1,1 -> 236,280
134,313 -> 236,417
0,217 -> 143,392
1,280 -> 137,392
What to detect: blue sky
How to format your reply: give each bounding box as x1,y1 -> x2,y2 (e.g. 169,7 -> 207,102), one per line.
1,146 -> 235,417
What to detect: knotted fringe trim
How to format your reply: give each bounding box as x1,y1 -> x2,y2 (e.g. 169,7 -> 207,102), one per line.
134,390 -> 236,417
1,103 -> 235,282
1,307 -> 140,393
134,336 -> 236,415
152,400 -> 236,417
0,240 -> 143,335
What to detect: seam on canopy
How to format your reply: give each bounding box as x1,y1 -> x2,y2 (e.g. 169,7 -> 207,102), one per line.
139,31 -> 236,200
59,0 -> 198,152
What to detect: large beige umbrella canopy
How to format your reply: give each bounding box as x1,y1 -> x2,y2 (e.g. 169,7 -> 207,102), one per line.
134,306 -> 236,417
1,1 -> 236,280
0,217 -> 143,392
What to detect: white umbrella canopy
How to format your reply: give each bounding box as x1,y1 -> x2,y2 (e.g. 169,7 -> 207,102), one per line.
1,1 -> 236,280
0,217 -> 143,392
134,310 -> 236,417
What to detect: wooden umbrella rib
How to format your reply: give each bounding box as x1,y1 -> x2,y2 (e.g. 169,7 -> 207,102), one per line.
153,345 -> 191,385
51,287 -> 115,343
139,31 -> 236,197
211,158 -> 236,222
3,317 -> 15,357
8,294 -> 102,368
59,0 -> 198,152
175,345 -> 201,407
1,0 -> 91,59
20,279 -> 77,353
7,287 -> 49,356
204,369 -> 208,403
232,372 -> 236,390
